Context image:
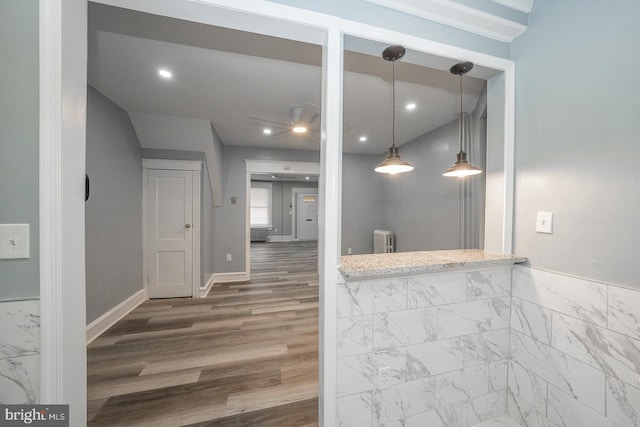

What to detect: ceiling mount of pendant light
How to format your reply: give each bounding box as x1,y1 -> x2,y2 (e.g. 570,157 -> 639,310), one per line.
443,61 -> 483,178
375,45 -> 414,175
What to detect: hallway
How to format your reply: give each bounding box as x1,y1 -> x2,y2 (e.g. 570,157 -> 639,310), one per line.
87,241 -> 319,426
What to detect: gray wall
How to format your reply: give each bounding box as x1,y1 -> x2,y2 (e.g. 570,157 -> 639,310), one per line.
381,119 -> 474,252
511,0 -> 640,289
141,149 -> 215,283
213,146 -> 319,273
341,153 -> 383,255
86,86 -> 143,323
0,0 -> 40,300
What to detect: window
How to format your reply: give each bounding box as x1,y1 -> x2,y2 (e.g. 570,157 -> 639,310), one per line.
250,183 -> 271,226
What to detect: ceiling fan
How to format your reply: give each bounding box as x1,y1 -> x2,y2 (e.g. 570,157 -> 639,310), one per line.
249,103 -> 319,140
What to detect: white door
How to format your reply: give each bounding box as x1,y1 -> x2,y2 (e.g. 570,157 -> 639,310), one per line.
147,169 -> 194,298
297,192 -> 318,240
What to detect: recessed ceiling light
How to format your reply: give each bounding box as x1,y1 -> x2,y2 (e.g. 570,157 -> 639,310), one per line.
158,69 -> 172,79
271,175 -> 276,179
359,136 -> 367,142
406,103 -> 417,111
305,176 -> 310,180
292,126 -> 307,134
263,128 -> 272,135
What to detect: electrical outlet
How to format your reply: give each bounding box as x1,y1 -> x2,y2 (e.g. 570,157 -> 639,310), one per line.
347,248 -> 352,255
226,253 -> 232,261
378,367 -> 391,388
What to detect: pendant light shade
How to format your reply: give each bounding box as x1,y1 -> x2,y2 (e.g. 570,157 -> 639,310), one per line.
375,45 -> 414,175
443,61 -> 482,178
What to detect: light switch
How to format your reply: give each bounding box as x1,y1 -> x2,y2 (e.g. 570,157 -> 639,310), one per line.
0,224 -> 30,259
536,212 -> 553,234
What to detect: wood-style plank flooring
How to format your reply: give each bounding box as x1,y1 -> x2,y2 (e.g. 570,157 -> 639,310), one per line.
87,241 -> 319,426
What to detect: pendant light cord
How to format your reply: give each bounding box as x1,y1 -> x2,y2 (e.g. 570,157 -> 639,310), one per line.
392,59 -> 396,149
459,72 -> 463,152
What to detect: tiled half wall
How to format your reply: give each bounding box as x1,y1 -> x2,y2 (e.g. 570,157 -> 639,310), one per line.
336,266 -> 640,427
0,299 -> 40,404
336,267 -> 512,426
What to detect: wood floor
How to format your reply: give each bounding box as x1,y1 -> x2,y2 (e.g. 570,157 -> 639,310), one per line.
87,241 -> 319,426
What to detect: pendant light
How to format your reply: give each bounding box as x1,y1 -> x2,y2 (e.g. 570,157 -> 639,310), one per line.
443,62 -> 482,178
375,45 -> 414,175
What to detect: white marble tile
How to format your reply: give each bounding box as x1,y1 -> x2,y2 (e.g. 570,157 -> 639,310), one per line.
470,414 -> 521,427
406,338 -> 464,380
608,285 -> 640,339
511,297 -> 552,345
510,330 -> 605,414
373,308 -> 437,350
437,297 -> 510,340
463,390 -> 507,426
547,386 -> 615,427
373,378 -> 436,425
408,273 -> 466,308
337,315 -> 373,357
508,359 -> 547,414
0,355 -> 40,404
0,300 -> 40,360
337,348 -> 407,397
337,279 -> 408,317
462,329 -> 510,367
466,269 -> 511,301
337,392 -> 373,427
488,360 -> 508,392
512,266 -> 607,326
606,376 -> 640,427
381,404 -> 464,427
507,391 -> 555,427
551,312 -> 640,386
436,365 -> 489,407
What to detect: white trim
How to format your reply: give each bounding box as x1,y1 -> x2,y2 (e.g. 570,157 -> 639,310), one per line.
142,161 -> 201,298
39,0 -> 63,404
363,0 -> 527,42
86,289 -> 148,344
142,158 -> 202,171
491,0 -> 534,14
211,272 -> 250,283
267,235 -> 294,242
199,274 -> 215,297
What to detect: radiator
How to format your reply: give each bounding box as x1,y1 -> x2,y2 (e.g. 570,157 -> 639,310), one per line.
373,229 -> 394,254
250,227 -> 268,242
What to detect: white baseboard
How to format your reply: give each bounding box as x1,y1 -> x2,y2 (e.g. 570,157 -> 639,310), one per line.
267,235 -> 293,242
86,288 -> 148,344
199,274 -> 215,298
210,271 -> 249,285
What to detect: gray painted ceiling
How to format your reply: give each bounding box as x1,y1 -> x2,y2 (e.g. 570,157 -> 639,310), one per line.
88,3 -> 487,155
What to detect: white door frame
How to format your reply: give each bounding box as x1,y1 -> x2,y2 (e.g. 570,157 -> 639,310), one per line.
292,187 -> 319,241
45,1 -> 515,425
142,159 -> 201,298
244,160 -> 321,277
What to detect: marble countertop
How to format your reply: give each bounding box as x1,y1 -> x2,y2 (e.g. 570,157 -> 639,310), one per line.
339,249 -> 527,281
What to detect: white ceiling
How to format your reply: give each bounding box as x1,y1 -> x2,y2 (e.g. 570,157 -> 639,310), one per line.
88,3 -> 488,155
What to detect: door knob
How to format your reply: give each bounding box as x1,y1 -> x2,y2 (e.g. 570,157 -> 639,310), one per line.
185,223 -> 191,229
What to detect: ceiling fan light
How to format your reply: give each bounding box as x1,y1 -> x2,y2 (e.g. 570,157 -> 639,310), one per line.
375,146 -> 414,174
442,150 -> 482,177
292,125 -> 307,133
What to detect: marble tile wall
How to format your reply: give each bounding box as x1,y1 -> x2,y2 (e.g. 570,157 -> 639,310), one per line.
508,266 -> 640,427
336,267 -> 512,427
0,299 -> 40,404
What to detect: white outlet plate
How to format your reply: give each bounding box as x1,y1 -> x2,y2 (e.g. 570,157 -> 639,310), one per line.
536,211 -> 553,234
347,248 -> 352,255
226,253 -> 232,261
0,224 -> 30,259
